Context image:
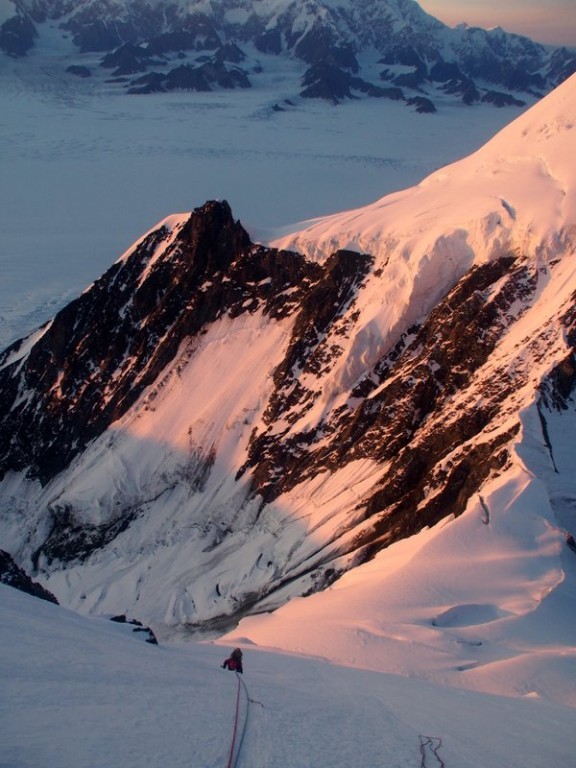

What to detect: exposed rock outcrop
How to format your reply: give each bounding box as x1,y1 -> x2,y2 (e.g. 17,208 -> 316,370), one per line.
0,176 -> 574,633
0,201 -> 316,485
0,550 -> 58,604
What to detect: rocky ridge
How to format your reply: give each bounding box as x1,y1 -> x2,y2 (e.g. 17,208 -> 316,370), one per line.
0,549 -> 59,603
0,202 -> 319,485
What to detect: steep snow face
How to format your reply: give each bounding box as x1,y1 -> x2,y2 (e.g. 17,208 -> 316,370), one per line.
272,73 -> 576,352
275,73 -> 576,257
27,312 -> 296,627
1,75 -> 576,642
224,453 -> 576,707
224,81 -> 576,689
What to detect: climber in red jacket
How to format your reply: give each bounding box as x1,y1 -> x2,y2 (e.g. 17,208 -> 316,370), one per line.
221,647 -> 243,673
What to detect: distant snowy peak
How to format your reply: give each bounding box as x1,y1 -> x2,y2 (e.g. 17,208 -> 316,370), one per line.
2,0 -> 574,108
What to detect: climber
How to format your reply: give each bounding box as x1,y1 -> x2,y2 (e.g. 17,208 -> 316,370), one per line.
222,647 -> 244,673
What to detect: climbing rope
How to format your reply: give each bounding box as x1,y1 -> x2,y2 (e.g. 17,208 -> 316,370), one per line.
242,676 -> 264,709
419,735 -> 445,768
225,672 -> 260,768
225,673 -> 243,768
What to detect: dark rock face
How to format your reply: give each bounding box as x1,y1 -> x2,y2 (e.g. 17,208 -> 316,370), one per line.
0,201 -> 317,485
0,14 -> 38,57
33,505 -> 142,567
127,59 -> 250,93
429,58 -> 464,83
300,62 -> 355,102
546,48 -> 576,88
380,44 -> 427,74
236,250 -> 568,580
380,45 -> 428,90
457,37 -> 546,92
255,28 -> 282,54
67,19 -> 130,53
101,43 -> 163,76
66,64 -> 91,77
429,58 -> 503,104
441,76 -> 480,105
352,78 -> 404,100
0,549 -> 58,603
242,257 -> 521,505
300,63 -> 407,104
294,26 -> 358,72
407,96 -> 436,113
110,614 -> 158,644
481,90 -> 526,107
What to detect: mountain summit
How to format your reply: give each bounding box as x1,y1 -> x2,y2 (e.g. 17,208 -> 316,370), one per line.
0,73 -> 575,637
1,0 -> 574,109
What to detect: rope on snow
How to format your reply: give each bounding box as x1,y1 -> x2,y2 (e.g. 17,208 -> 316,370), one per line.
226,673 -> 443,768
225,672 -> 262,768
225,673 -> 243,768
419,735 -> 446,768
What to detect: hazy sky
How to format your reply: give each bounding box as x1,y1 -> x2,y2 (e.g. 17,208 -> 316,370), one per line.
419,0 -> 576,47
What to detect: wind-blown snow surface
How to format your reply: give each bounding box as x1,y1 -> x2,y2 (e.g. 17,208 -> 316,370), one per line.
262,74 -> 576,418
0,28 -> 530,350
2,584 -> 575,768
2,76 -> 576,651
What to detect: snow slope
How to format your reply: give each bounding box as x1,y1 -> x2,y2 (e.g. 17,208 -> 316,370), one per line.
0,60 -> 575,768
2,583 -> 575,768
267,73 -> 576,373
273,71 -> 576,276
223,456 -> 576,707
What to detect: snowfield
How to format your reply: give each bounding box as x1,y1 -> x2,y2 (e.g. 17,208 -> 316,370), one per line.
1,583 -> 575,768
16,76 -> 575,644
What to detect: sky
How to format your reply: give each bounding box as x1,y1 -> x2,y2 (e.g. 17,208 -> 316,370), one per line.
419,0 -> 576,47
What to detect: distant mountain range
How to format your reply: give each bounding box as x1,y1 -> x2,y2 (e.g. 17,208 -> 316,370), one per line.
2,0 -> 575,110
0,70 -> 574,637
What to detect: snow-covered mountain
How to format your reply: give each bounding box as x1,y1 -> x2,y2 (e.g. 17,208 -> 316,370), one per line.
0,73 -> 575,644
1,0 -> 574,109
